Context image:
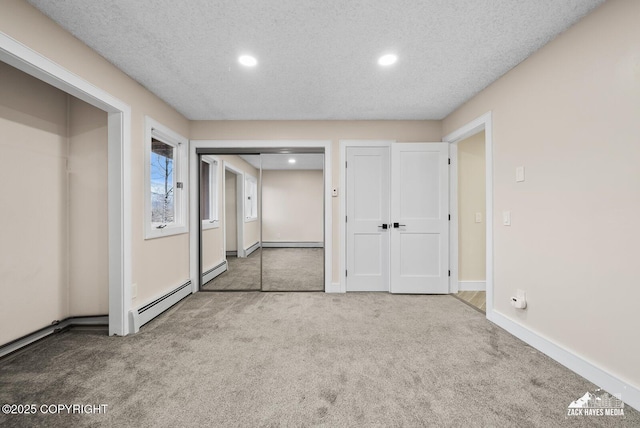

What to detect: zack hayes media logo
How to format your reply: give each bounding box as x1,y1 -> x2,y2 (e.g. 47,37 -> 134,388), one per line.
567,389 -> 625,417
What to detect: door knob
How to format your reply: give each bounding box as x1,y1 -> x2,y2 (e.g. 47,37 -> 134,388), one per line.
393,222 -> 406,228
378,224 -> 389,230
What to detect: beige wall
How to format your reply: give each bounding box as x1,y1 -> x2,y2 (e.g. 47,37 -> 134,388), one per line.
458,132 -> 486,281
443,0 -> 639,390
0,61 -> 69,344
0,0 -> 191,307
262,170 -> 324,243
68,97 -> 109,316
190,120 -> 442,282
0,61 -> 108,344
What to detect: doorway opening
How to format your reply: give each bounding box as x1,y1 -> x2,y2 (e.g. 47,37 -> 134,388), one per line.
443,112 -> 494,317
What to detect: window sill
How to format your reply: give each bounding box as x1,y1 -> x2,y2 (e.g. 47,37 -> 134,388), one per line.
145,224 -> 188,240
202,220 -> 220,230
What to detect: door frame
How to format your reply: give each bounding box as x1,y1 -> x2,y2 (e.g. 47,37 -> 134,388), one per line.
339,140 -> 394,293
0,32 -> 132,336
442,111 -> 494,316
189,140 -> 332,293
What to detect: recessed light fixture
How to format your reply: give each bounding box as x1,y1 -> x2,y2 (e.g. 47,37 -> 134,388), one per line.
378,54 -> 398,66
288,158 -> 296,164
238,55 -> 257,67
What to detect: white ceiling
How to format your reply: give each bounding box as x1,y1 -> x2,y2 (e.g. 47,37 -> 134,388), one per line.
27,0 -> 605,120
241,154 -> 324,170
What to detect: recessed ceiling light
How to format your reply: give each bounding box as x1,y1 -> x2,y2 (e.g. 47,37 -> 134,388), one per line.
238,55 -> 257,67
288,158 -> 296,164
378,54 -> 398,66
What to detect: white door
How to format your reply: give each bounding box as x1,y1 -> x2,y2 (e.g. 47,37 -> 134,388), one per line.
346,147 -> 390,291
390,143 -> 449,294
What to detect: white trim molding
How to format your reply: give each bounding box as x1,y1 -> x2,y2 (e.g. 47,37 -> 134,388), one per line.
262,241 -> 324,248
490,310 -> 640,411
458,281 -> 486,291
0,31 -> 132,337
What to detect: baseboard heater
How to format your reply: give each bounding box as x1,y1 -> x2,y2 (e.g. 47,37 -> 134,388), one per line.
245,241 -> 261,256
0,315 -> 108,359
129,280 -> 192,334
202,260 -> 227,284
262,241 -> 324,248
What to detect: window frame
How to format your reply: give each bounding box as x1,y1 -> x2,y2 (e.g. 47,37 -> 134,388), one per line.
200,155 -> 220,230
244,174 -> 258,222
144,117 -> 189,239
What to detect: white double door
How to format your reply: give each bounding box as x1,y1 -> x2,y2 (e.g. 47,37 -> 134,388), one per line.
346,143 -> 449,293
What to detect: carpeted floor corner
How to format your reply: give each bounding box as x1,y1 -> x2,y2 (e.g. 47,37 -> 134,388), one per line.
0,292 -> 637,427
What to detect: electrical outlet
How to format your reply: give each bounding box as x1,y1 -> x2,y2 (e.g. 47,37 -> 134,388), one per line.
475,212 -> 482,223
132,283 -> 137,298
516,166 -> 525,182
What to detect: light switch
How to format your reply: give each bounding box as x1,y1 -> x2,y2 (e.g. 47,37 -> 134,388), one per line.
503,211 -> 511,226
332,187 -> 339,197
475,212 -> 482,223
516,166 -> 525,182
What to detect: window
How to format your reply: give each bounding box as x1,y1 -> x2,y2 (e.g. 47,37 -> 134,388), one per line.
245,175 -> 258,221
145,117 -> 188,239
200,156 -> 219,229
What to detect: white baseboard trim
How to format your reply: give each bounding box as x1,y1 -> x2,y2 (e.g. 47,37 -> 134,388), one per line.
262,241 -> 324,248
326,282 -> 344,293
489,310 -> 640,411
129,280 -> 192,334
202,260 -> 227,284
459,281 -> 486,291
0,316 -> 108,358
244,241 -> 260,256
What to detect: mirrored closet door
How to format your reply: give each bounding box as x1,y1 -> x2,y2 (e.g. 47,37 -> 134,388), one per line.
198,150 -> 324,292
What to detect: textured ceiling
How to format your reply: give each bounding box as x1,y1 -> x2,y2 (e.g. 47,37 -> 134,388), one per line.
27,0 -> 605,120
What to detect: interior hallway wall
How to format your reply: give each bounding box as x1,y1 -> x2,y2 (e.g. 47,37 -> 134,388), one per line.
262,170 -> 323,243
442,0 -> 639,392
457,131 -> 486,282
190,120 -> 442,283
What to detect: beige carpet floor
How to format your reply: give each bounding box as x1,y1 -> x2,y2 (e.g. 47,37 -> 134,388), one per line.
1,292 -> 636,427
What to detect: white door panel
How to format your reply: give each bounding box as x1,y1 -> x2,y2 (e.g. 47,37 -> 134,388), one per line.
391,143 -> 449,294
346,147 -> 390,291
